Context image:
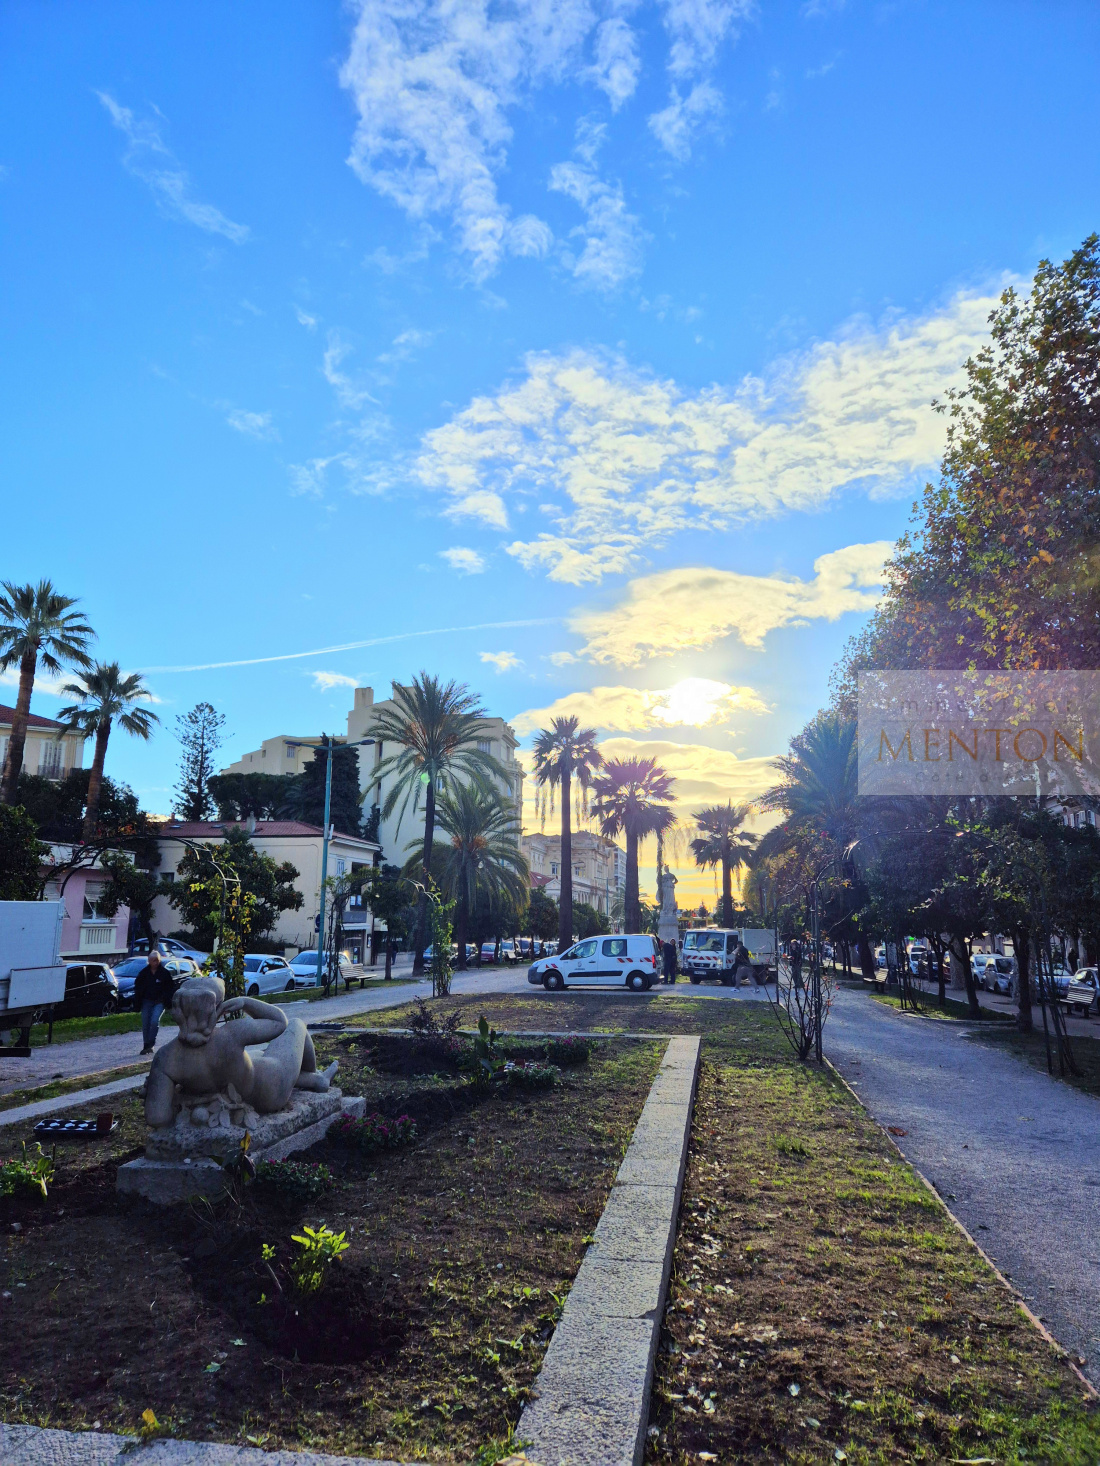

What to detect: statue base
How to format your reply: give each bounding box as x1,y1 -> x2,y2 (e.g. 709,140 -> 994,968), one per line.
117,1089 -> 365,1205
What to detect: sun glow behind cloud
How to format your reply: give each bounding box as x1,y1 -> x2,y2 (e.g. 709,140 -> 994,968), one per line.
511,678 -> 769,736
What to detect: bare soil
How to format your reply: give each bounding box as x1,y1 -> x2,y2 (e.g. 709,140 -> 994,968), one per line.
0,1026 -> 660,1462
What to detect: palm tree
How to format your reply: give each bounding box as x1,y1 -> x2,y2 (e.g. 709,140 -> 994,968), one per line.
758,713 -> 859,844
531,715 -> 603,950
0,580 -> 94,805
591,756 -> 676,933
56,663 -> 159,840
411,779 -> 529,969
690,801 -> 758,927
366,674 -> 507,974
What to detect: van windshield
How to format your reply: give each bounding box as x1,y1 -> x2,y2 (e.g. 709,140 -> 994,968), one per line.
683,932 -> 725,953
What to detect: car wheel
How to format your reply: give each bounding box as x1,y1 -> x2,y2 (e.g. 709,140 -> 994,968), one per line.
689,974 -> 701,985
248,983 -> 260,997
545,970 -> 565,991
285,979 -> 295,992
628,971 -> 647,992
103,995 -> 119,1015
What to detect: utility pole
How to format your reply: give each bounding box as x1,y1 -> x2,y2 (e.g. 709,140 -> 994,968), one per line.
315,734 -> 334,994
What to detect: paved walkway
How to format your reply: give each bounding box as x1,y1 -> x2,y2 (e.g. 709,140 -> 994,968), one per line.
825,982 -> 1100,1384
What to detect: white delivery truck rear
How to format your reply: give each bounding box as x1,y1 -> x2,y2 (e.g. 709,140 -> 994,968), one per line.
0,900 -> 67,1054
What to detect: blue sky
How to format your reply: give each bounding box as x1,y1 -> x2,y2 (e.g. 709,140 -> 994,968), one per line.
3,0 -> 1098,891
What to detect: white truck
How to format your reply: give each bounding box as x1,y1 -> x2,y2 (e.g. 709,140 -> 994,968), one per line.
0,900 -> 68,1054
680,927 -> 778,985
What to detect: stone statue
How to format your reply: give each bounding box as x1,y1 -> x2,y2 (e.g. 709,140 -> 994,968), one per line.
145,975 -> 338,1130
657,869 -> 679,946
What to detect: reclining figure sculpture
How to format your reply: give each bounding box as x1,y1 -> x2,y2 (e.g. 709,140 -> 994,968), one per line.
145,974 -> 337,1129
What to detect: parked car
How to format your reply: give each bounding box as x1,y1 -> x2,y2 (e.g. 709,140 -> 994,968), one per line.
242,954 -> 298,996
1065,968 -> 1100,1016
527,934 -> 660,992
53,963 -> 120,1019
287,950 -> 353,987
132,936 -> 209,963
108,955 -> 197,1008
986,956 -> 1017,995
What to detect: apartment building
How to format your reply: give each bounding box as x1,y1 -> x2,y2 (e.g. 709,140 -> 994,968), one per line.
221,685 -> 524,872
0,705 -> 85,782
522,830 -> 625,916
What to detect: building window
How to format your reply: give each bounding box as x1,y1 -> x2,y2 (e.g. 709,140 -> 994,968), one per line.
82,894 -> 106,922
287,746 -> 294,757
336,858 -> 346,877
39,740 -> 64,778
477,739 -> 492,753
551,862 -> 558,876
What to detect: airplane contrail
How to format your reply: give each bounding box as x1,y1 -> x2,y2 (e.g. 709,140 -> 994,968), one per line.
140,618 -> 559,674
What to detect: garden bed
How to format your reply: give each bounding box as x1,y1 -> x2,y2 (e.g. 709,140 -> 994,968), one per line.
372,993 -> 1099,1462
0,1024 -> 660,1461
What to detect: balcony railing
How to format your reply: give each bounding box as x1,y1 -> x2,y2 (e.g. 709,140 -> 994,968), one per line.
79,922 -> 117,952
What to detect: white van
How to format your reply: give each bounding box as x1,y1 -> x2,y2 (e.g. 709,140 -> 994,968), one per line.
527,934 -> 661,992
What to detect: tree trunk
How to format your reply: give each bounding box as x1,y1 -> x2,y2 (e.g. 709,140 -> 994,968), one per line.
454,882 -> 468,971
82,719 -> 111,842
559,764 -> 573,951
721,835 -> 733,927
857,931 -> 877,982
0,649 -> 37,805
1012,924 -> 1033,1032
384,937 -> 393,980
625,827 -> 640,933
413,778 -> 436,977
949,934 -> 980,1017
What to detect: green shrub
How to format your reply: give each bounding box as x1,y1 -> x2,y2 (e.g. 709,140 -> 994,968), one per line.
0,1142 -> 54,1199
287,1223 -> 348,1297
546,1036 -> 591,1066
505,1061 -> 559,1091
254,1158 -> 333,1201
331,1111 -> 417,1153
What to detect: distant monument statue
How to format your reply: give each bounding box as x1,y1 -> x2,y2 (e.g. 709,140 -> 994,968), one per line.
657,869 -> 679,947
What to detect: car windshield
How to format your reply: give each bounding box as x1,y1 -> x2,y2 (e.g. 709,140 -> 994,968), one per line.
684,932 -> 725,953
114,959 -> 145,976
243,958 -> 263,972
293,953 -> 319,966
994,958 -> 1014,973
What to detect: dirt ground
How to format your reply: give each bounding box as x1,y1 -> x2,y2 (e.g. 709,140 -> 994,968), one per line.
0,1026 -> 659,1461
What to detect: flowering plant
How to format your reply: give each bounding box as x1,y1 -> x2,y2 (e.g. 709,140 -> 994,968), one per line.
331,1111 -> 417,1153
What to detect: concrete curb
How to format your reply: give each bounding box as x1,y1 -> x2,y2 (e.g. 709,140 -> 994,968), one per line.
822,1056 -> 1099,1401
518,1034 -> 702,1466
0,1074 -> 147,1129
0,1424 -> 402,1465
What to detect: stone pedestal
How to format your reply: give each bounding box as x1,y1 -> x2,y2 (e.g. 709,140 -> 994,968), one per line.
117,1089 -> 365,1204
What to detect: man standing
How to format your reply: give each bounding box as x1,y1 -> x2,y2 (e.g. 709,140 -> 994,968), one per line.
661,939 -> 678,984
133,947 -> 174,1056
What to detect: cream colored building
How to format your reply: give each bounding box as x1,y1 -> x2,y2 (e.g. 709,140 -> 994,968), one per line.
0,704 -> 85,782
522,830 -> 625,916
151,819 -> 381,959
221,685 -> 525,872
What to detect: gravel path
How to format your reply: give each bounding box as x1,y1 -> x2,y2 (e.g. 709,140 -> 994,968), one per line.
825,983 -> 1100,1384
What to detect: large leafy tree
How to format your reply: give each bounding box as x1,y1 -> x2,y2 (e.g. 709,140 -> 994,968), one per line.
366,675 -> 506,974
56,662 -> 158,840
0,580 -> 94,805
835,235 -> 1100,698
173,702 -> 226,821
0,805 -> 47,899
15,769 -> 147,844
590,756 -> 675,933
410,779 -> 527,970
286,740 -> 362,835
359,862 -> 415,979
209,771 -> 294,821
690,802 -> 758,928
531,715 -> 603,951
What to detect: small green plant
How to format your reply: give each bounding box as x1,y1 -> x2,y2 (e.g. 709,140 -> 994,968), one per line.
470,1014 -> 504,1089
0,1141 -> 54,1199
773,1134 -> 812,1158
254,1159 -> 333,1201
505,1060 -> 558,1091
288,1223 -> 349,1297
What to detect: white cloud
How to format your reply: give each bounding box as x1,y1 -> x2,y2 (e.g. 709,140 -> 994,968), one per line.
512,677 -> 769,735
439,546 -> 487,574
415,289 -> 997,583
295,306 -> 318,330
571,540 -> 893,664
481,650 -> 523,672
288,457 -> 339,497
0,668 -> 68,699
549,160 -> 645,290
226,408 -> 278,440
598,735 -> 778,813
322,333 -> 379,410
312,671 -> 359,692
97,92 -> 249,243
588,19 -> 642,109
648,81 -> 722,161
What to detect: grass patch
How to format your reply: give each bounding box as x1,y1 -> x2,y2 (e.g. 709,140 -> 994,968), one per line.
868,989 -> 1012,1023
966,1023 -> 1100,1101
0,1065 -> 150,1114
0,1022 -> 660,1462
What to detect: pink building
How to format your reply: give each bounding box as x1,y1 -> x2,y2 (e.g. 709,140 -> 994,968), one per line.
42,854 -> 131,962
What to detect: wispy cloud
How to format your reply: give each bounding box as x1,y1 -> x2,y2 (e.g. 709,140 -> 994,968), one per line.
649,0 -> 754,157
97,92 -> 249,243
481,650 -> 523,673
322,332 -> 379,410
295,306 -> 319,330
569,541 -> 893,665
549,140 -> 645,290
415,288 -> 998,583
587,19 -> 642,109
312,671 -> 359,691
439,546 -> 487,574
226,408 -> 278,441
648,82 -> 723,162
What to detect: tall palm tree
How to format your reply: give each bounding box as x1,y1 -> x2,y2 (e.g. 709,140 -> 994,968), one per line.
410,779 -> 528,969
591,756 -> 676,933
531,715 -> 603,950
759,712 -> 859,843
690,801 -> 758,927
56,663 -> 159,840
0,580 -> 94,805
366,674 -> 507,974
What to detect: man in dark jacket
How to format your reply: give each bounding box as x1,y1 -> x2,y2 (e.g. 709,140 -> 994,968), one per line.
133,948 -> 174,1055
